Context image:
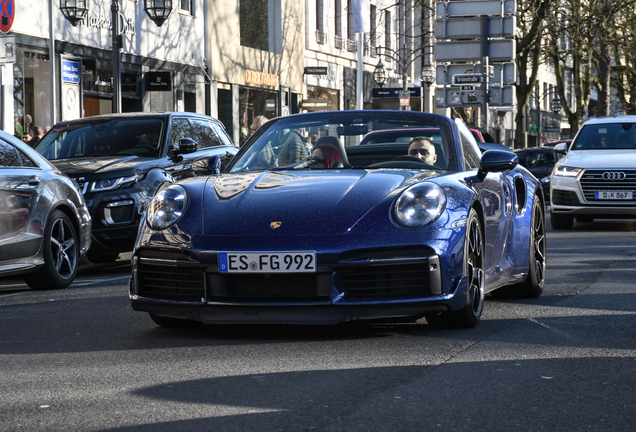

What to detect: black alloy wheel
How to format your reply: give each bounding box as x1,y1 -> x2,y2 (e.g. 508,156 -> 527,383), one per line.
426,208 -> 485,328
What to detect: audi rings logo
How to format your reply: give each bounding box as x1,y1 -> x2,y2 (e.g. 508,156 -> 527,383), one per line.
602,171 -> 627,180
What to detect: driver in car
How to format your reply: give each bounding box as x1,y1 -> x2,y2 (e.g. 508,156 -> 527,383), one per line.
407,137 -> 437,165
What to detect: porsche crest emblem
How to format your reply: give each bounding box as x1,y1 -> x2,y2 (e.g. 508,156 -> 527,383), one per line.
270,221 -> 282,229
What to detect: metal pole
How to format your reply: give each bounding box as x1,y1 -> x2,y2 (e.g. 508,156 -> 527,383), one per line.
356,32 -> 364,110
480,15 -> 489,129
111,0 -> 122,113
537,94 -> 541,147
50,1 -> 57,124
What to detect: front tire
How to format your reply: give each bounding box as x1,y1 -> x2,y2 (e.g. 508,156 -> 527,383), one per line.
550,211 -> 573,229
427,209 -> 485,328
24,210 -> 79,290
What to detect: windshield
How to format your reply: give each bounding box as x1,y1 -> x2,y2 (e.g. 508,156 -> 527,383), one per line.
571,123 -> 636,150
227,112 -> 457,173
35,118 -> 166,160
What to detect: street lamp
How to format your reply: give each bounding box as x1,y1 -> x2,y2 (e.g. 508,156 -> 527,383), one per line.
421,64 -> 435,86
59,0 -> 173,113
59,0 -> 90,26
373,61 -> 388,88
374,45 -> 431,111
143,0 -> 173,27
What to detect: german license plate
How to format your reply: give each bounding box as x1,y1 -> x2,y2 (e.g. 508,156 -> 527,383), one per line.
218,252 -> 316,273
595,191 -> 632,200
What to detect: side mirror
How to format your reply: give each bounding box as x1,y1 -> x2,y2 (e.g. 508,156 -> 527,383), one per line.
554,142 -> 568,154
478,150 -> 518,181
178,138 -> 198,154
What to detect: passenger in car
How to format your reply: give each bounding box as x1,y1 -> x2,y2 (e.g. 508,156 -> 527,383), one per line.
407,137 -> 438,165
309,138 -> 345,169
599,135 -> 614,149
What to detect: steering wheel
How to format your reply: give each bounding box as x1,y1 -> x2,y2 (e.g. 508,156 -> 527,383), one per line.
393,155 -> 438,170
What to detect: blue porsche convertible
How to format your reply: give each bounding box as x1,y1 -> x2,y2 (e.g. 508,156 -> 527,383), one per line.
130,111 -> 546,328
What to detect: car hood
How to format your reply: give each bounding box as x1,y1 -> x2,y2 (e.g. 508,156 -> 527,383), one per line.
560,150 -> 636,169
201,170 -> 438,236
49,156 -> 160,179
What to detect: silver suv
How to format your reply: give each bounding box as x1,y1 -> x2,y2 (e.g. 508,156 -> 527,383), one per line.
550,116 -> 636,229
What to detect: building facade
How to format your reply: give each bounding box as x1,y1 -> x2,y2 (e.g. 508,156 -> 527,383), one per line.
2,0 -> 207,138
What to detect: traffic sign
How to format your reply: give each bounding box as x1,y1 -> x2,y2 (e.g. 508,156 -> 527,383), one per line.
434,39 -> 515,62
437,63 -> 516,86
435,16 -> 516,39
0,0 -> 15,33
0,34 -> 14,65
434,85 -> 515,107
436,0 -> 516,16
452,74 -> 483,85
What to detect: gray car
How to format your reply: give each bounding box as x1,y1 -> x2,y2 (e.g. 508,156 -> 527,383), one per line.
0,132 -> 91,290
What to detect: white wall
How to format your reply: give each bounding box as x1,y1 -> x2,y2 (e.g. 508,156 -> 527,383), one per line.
11,0 -> 205,67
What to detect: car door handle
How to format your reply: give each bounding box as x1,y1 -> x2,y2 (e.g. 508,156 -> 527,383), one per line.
28,176 -> 40,186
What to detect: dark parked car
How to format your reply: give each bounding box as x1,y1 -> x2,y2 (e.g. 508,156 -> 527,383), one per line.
514,147 -> 560,200
35,112 -> 237,263
470,128 -> 497,143
131,110 -> 546,329
1,132 -> 91,289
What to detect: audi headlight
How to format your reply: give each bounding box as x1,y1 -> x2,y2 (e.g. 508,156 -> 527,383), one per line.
553,166 -> 582,177
394,183 -> 446,228
147,184 -> 189,230
89,174 -> 141,192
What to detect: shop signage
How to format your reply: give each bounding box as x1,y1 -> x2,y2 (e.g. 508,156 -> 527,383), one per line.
146,71 -> 171,91
62,60 -> 80,84
304,66 -> 328,75
0,0 -> 15,33
60,55 -> 82,122
372,87 -> 423,98
265,99 -> 276,111
122,73 -> 139,93
301,99 -> 330,111
244,70 -> 279,88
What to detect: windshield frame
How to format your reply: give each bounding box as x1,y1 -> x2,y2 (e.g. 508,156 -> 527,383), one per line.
35,117 -> 167,161
226,111 -> 458,173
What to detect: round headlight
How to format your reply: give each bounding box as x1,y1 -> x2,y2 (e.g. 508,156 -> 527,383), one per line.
147,184 -> 189,230
394,183 -> 446,228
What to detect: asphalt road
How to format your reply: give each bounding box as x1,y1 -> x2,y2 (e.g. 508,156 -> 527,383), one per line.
1,218 -> 635,431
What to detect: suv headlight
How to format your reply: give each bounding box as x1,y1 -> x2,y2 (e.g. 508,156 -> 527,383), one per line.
88,174 -> 141,192
147,184 -> 189,230
553,166 -> 582,177
394,183 -> 446,228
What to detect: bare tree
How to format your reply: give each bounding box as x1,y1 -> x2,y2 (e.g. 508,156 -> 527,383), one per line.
513,0 -> 554,148
611,1 -> 636,114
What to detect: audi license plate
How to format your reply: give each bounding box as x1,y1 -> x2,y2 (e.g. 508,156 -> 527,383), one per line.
595,191 -> 633,200
218,252 -> 316,273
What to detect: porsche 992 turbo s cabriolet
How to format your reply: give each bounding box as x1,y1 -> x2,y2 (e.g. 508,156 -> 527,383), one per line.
130,111 -> 546,329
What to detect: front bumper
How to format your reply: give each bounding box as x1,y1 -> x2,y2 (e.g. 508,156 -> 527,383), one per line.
551,170 -> 636,217
129,242 -> 469,325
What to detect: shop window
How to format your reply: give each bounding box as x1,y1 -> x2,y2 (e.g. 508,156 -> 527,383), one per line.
240,0 -> 269,51
13,49 -> 53,136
